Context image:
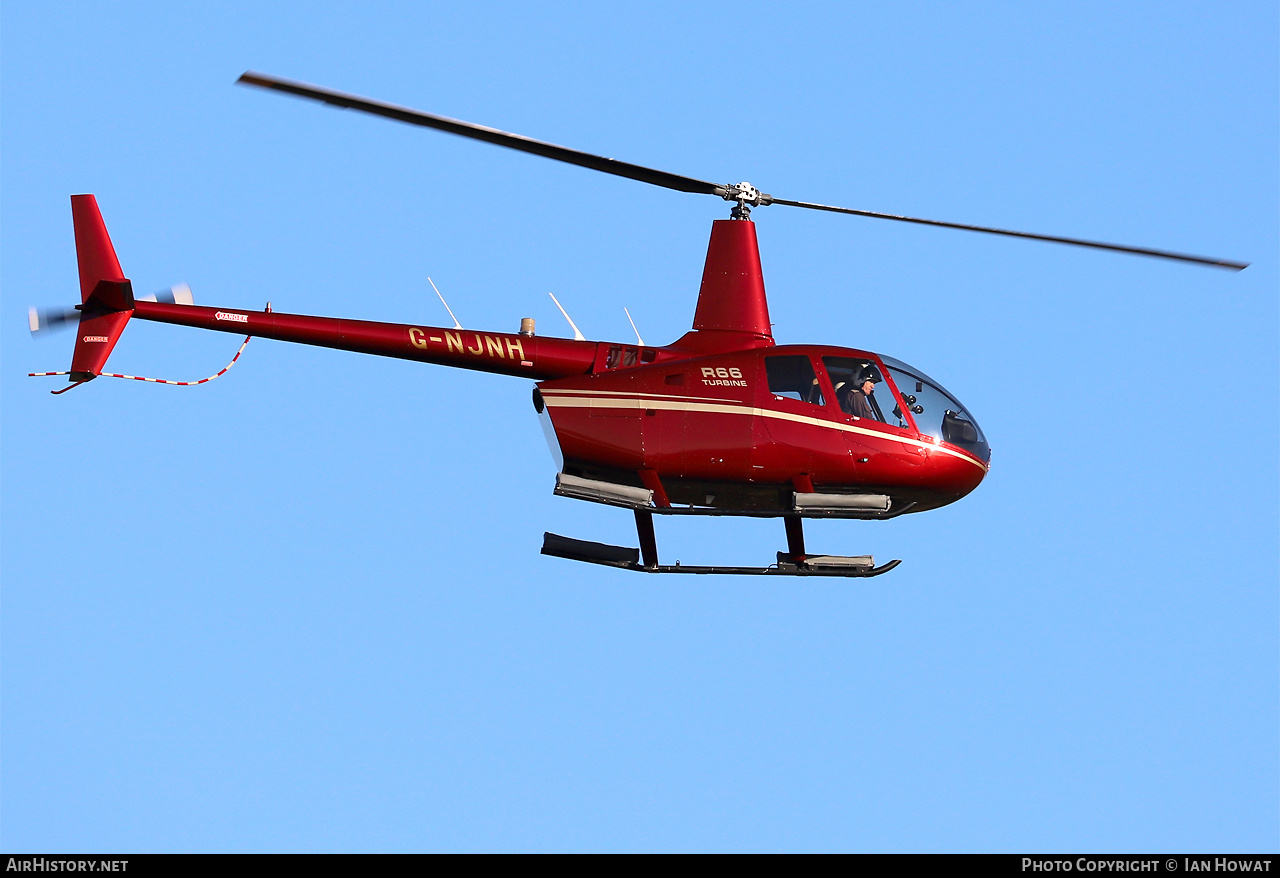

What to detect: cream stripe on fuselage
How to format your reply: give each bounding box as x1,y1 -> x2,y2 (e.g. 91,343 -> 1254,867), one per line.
543,394 -> 989,471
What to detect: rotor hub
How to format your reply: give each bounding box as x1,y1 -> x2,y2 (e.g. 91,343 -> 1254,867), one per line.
716,182 -> 773,219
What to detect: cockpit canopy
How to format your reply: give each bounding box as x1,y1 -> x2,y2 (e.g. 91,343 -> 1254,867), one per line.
877,354 -> 989,462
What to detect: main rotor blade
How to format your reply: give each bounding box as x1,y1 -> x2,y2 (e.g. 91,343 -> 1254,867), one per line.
769,198 -> 1248,271
239,72 -> 1247,271
237,72 -> 724,196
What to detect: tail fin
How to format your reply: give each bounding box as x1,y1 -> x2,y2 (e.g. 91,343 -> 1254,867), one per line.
68,195 -> 134,381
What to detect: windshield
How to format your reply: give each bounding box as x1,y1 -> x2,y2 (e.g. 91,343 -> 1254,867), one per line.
879,355 -> 989,462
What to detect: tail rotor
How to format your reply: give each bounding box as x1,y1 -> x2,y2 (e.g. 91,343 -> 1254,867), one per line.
29,285 -> 192,337
27,306 -> 82,335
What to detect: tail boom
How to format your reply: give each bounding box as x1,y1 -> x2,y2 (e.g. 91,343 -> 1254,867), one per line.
132,301 -> 598,381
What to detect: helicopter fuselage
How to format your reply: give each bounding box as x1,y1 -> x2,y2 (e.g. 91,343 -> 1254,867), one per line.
118,216 -> 990,520
538,343 -> 987,515
130,299 -> 988,518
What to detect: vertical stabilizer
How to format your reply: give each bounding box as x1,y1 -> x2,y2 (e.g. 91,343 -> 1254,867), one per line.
68,195 -> 134,380
73,195 -> 126,301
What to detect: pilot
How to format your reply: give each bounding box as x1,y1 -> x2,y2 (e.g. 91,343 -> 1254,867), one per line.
849,374 -> 879,420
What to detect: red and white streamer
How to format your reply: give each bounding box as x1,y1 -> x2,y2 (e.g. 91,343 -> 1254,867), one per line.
29,336 -> 252,386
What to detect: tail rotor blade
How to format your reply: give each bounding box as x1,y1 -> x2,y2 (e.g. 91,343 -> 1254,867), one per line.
136,283 -> 194,305
28,306 -> 82,335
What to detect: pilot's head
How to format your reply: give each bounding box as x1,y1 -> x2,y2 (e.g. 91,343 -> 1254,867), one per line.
860,375 -> 877,395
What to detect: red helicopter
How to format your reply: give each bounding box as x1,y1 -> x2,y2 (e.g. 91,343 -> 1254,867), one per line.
29,73 -> 1248,578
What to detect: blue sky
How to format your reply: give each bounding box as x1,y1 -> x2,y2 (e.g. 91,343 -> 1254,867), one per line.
3,1 -> 1276,852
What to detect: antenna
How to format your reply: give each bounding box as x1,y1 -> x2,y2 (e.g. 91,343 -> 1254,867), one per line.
624,307 -> 645,346
549,293 -> 586,341
427,277 -> 463,330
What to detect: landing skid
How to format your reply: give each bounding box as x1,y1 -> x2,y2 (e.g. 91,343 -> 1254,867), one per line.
542,511 -> 902,578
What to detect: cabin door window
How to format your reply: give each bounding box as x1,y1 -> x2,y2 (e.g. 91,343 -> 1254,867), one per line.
765,355 -> 825,407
